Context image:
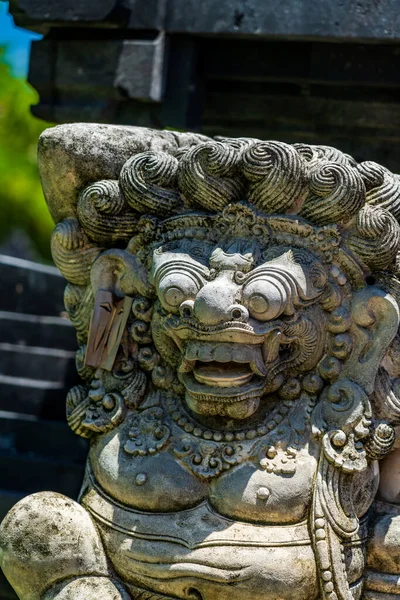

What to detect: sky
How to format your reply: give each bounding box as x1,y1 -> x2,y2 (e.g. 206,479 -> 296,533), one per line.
0,2 -> 41,77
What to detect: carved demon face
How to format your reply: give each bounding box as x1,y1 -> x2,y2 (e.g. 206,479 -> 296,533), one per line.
49,132 -> 400,461
151,240 -> 328,419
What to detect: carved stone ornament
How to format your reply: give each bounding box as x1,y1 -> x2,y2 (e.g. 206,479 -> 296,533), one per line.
2,124 -> 400,600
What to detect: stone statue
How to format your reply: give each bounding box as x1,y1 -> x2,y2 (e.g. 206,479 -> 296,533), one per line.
2,124 -> 400,600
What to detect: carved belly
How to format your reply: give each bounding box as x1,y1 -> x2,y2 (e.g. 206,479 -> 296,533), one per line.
123,543 -> 318,600
81,480 -> 319,600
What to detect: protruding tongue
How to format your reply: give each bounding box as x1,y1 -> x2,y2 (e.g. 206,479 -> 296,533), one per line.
193,362 -> 254,388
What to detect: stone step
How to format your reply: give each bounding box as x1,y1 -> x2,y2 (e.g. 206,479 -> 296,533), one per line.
0,452 -> 84,499
0,310 -> 77,350
0,343 -> 76,382
0,411 -> 88,463
0,254 -> 67,316
0,374 -> 70,420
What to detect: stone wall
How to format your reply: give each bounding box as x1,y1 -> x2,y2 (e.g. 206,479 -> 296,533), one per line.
5,0 -> 400,171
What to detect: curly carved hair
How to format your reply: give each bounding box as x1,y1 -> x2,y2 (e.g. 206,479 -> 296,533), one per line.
48,134 -> 400,288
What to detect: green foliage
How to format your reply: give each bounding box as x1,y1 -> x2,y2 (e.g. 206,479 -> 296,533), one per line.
0,48 -> 54,260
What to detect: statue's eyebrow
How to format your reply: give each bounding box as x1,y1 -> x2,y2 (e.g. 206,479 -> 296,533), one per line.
153,256 -> 210,282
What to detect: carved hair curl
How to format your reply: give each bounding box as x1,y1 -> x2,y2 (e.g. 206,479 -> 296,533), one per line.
241,141 -> 308,213
177,142 -> 243,211
346,205 -> 400,271
120,151 -> 180,217
77,180 -> 138,244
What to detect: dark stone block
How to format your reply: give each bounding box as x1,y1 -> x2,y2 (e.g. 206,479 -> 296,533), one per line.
11,0 -> 118,22
0,346 -> 76,383
165,0 -> 400,41
115,34 -> 166,101
126,0 -> 167,30
0,255 -> 66,317
0,312 -> 77,351
8,0 -> 400,41
203,39 -> 400,87
29,33 -> 199,126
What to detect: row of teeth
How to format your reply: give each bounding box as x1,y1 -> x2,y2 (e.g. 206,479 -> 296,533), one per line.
186,387 -> 263,403
173,319 -> 254,333
179,338 -> 286,377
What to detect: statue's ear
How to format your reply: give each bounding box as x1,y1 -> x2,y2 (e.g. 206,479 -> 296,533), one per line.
85,249 -> 154,371
90,249 -> 153,299
342,285 -> 400,393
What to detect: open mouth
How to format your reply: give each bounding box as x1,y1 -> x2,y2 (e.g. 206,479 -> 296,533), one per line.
180,339 -> 270,373
193,362 -> 254,388
155,314 -> 318,419
155,316 -> 298,417
177,339 -> 280,404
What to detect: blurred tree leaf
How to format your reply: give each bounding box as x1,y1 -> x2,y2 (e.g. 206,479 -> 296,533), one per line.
0,47 -> 54,260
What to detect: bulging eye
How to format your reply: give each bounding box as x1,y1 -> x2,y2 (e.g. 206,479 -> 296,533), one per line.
164,286 -> 185,307
248,294 -> 269,315
158,273 -> 200,313
243,278 -> 287,321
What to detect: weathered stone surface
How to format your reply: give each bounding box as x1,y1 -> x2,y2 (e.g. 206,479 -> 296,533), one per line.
2,125 -> 400,599
114,35 -> 166,102
38,123 -> 208,223
42,577 -> 130,600
9,0 -> 118,22
164,0 -> 400,40
7,0 -> 400,40
0,492 -> 110,600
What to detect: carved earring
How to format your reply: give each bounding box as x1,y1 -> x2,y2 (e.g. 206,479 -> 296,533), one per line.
85,289 -> 133,371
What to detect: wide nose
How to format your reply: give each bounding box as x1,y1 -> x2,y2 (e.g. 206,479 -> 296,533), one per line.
193,279 -> 248,325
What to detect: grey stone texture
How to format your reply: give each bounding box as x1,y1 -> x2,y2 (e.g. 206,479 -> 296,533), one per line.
7,0 -> 400,39
2,125 -> 400,599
